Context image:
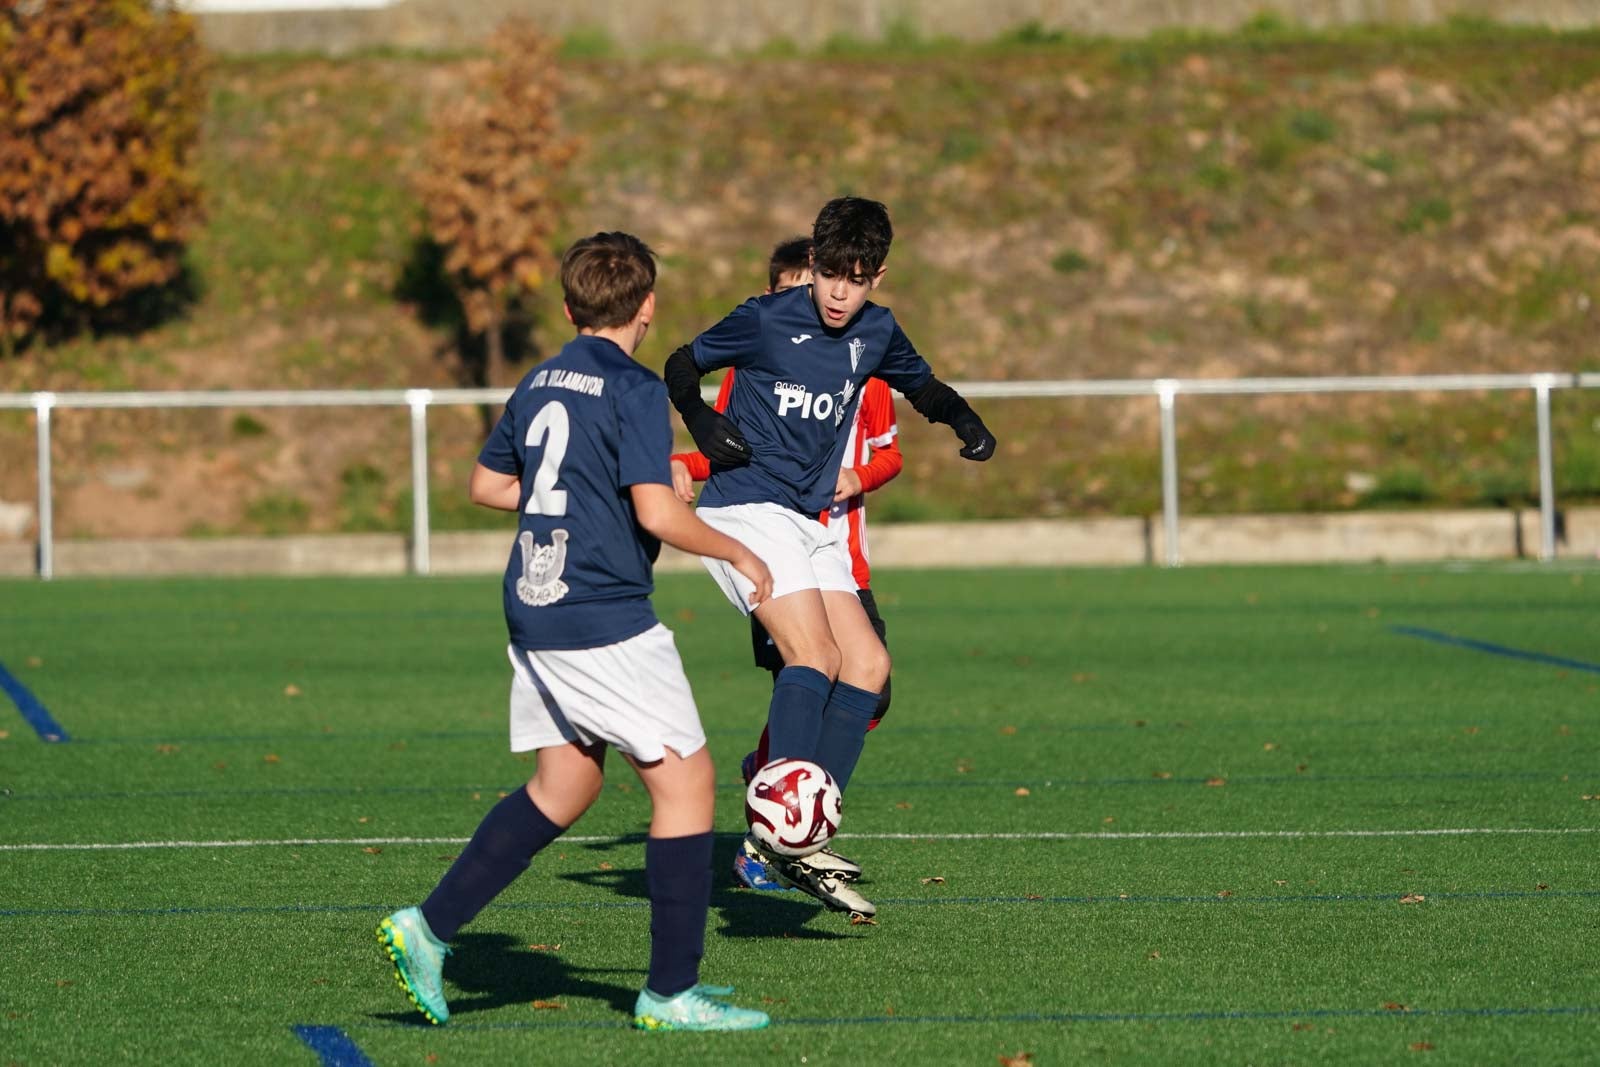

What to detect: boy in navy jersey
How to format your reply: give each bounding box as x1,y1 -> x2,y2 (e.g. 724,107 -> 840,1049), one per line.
663,198 -> 995,919
378,232 -> 775,1032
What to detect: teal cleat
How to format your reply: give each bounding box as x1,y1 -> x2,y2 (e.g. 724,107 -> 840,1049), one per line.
376,906 -> 452,1025
633,984 -> 771,1032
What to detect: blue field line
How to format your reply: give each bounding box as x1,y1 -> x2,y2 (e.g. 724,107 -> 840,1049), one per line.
1392,625 -> 1600,675
0,657 -> 68,742
2,767 -> 1579,804
291,1025 -> 375,1067
359,1002 -> 1600,1033
5,887 -> 1598,920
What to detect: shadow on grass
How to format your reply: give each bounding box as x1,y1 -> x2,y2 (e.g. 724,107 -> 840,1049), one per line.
559,834 -> 857,941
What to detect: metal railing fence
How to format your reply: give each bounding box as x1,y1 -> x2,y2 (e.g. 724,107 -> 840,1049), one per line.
3,372 -> 1596,579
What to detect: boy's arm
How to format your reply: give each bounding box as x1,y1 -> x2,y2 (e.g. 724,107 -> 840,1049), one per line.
664,343 -> 750,465
668,370 -> 735,483
854,381 -> 903,493
904,375 -> 996,462
631,482 -> 772,607
469,463 -> 522,512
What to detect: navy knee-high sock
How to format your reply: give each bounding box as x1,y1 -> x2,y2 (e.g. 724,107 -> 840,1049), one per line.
766,665 -> 832,762
813,681 -> 879,792
645,831 -> 714,997
421,788 -> 565,942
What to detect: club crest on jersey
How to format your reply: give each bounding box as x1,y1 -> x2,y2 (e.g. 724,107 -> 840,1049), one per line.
836,378 -> 857,427
515,529 -> 570,607
848,337 -> 864,372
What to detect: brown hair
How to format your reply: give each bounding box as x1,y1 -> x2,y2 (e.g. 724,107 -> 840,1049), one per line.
560,232 -> 656,329
768,235 -> 812,291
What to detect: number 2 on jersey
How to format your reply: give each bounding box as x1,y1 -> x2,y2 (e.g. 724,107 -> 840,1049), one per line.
524,401 -> 569,516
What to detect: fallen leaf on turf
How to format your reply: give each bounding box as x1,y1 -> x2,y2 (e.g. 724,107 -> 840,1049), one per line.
310,978 -> 328,986
1399,894 -> 1426,904
357,816 -> 370,824
1025,893 -> 1043,900
850,914 -> 877,925
1275,880 -> 1288,886
437,855 -> 457,862
26,656 -> 42,668
426,1055 -> 438,1064
1411,1042 -> 1435,1051
1217,890 -> 1234,898
1583,795 -> 1598,801
1536,883 -> 1549,891
1073,672 -> 1094,683
530,1000 -> 565,1010
1152,770 -> 1172,779
1147,951 -> 1160,959
1103,816 -> 1115,824
1133,719 -> 1146,727
1204,777 -> 1227,787
263,754 -> 281,764
1014,787 -> 1031,796
1383,1002 -> 1409,1012
212,762 -> 227,770
55,980 -> 72,987
1262,742 -> 1276,750
0,731 -> 9,740
955,759 -> 973,773
284,685 -> 301,697
598,861 -> 613,870
528,943 -> 561,951
155,744 -> 179,754
999,1052 -> 1034,1067
895,801 -> 913,810
1463,726 -> 1479,735
920,876 -> 945,885
1000,725 -> 1017,735
1293,1022 -> 1314,1031
363,847 -> 382,855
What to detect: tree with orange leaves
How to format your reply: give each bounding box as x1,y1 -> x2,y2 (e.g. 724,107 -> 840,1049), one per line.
0,0 -> 206,355
414,19 -> 578,388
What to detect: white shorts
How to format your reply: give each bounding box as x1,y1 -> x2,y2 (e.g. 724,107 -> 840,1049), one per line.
506,623 -> 706,762
695,503 -> 857,615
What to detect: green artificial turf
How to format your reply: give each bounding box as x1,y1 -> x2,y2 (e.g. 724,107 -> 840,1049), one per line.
1,563 -> 1596,1064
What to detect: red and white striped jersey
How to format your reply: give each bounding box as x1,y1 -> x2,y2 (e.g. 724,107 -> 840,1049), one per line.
673,370 -> 903,589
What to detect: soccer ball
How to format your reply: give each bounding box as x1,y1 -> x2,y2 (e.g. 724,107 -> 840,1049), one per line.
744,758 -> 842,859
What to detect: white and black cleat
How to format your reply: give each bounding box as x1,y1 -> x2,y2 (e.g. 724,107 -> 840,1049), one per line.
767,852 -> 877,919
805,845 -> 862,883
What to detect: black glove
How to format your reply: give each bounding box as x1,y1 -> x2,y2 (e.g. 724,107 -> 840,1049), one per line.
952,410 -> 995,462
684,403 -> 751,466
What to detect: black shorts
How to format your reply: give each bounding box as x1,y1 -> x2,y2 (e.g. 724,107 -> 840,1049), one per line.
750,586 -> 888,673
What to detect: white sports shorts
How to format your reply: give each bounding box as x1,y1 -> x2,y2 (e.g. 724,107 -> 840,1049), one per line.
695,502 -> 856,615
506,623 -> 705,762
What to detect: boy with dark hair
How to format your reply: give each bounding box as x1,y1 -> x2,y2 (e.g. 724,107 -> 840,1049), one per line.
663,197 -> 995,919
670,234 -> 903,894
378,231 -> 775,1033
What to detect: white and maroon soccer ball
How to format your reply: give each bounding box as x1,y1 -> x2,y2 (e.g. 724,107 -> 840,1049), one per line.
744,758 -> 842,859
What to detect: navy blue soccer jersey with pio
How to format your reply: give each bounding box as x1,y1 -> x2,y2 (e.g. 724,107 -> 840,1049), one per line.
691,284 -> 934,515
478,334 -> 674,652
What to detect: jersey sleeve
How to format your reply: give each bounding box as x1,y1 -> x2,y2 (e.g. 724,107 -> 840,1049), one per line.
691,298 -> 763,373
617,377 -> 674,489
476,402 -> 522,475
875,319 -> 934,395
855,379 -> 903,494
667,370 -> 734,481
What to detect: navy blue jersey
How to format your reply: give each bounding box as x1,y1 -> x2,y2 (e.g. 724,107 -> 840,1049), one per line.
478,335 -> 673,651
691,284 -> 933,514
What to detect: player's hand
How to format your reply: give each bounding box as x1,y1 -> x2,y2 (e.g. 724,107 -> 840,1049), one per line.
733,548 -> 773,609
670,459 -> 695,503
684,404 -> 751,466
952,411 -> 996,462
833,467 -> 863,502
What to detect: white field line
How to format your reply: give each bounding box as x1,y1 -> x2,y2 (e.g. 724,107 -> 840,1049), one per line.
2,827 -> 1598,852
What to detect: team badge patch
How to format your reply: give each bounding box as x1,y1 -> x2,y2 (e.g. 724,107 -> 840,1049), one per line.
848,337 -> 864,372
515,529 -> 571,606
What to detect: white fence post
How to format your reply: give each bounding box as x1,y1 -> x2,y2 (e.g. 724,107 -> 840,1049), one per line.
1533,374 -> 1556,562
406,389 -> 433,576
33,392 -> 55,581
1156,379 -> 1180,567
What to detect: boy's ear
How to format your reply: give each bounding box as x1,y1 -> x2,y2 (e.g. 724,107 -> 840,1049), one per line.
637,291 -> 656,327
869,265 -> 887,290
562,301 -> 576,326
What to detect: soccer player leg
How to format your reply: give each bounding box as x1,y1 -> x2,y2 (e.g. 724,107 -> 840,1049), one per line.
751,588 -> 839,762
856,587 -> 891,727
629,747 -> 768,1031
811,531 -> 887,793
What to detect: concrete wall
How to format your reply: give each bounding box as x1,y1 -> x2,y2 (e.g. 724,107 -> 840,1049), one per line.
189,0 -> 1600,55
4,508 -> 1597,579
